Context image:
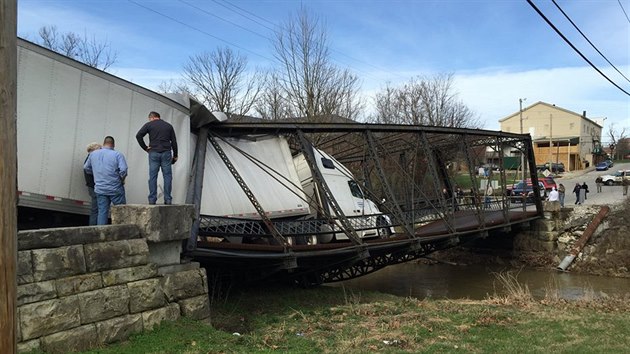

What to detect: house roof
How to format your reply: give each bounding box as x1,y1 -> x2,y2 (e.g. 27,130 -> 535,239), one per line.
498,101 -> 602,128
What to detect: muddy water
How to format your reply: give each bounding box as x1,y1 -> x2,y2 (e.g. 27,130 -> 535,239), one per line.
331,263 -> 630,300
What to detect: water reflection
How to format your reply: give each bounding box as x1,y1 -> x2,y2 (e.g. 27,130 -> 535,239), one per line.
330,263 -> 630,300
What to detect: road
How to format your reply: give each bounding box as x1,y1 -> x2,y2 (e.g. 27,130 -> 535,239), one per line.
551,162 -> 630,208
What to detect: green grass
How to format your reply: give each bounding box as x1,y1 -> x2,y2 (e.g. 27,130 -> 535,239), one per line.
70,284 -> 630,354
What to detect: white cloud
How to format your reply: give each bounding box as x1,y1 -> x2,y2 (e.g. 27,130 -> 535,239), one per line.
453,66 -> 630,131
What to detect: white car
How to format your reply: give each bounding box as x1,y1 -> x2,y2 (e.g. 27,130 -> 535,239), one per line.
600,170 -> 630,185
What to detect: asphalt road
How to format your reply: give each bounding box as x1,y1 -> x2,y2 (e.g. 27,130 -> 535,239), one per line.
551,162 -> 630,208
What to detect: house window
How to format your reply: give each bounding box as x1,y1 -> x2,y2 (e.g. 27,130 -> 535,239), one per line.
570,123 -> 574,130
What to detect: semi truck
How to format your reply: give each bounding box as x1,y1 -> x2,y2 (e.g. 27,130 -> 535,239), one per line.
199,134 -> 392,244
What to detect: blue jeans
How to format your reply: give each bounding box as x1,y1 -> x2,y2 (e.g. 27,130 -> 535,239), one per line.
148,151 -> 173,204
88,187 -> 98,225
96,189 -> 126,225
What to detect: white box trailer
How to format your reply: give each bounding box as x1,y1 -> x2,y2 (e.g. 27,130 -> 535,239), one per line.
16,39 -> 192,217
200,135 -> 311,219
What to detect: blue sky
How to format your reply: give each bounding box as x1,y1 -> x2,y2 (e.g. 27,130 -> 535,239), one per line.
17,0 -> 630,136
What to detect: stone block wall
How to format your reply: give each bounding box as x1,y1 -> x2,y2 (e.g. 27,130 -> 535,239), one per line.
16,205 -> 209,353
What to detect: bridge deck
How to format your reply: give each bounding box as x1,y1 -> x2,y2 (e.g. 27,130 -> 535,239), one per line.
192,209 -> 538,254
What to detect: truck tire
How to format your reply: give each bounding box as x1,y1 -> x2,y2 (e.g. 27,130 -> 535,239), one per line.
288,235 -> 318,246
605,180 -> 614,186
317,224 -> 335,243
376,216 -> 392,238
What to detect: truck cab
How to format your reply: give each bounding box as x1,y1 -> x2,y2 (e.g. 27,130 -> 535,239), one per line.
293,149 -> 392,243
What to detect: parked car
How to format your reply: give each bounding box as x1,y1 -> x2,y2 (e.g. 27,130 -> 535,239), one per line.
547,162 -> 565,173
509,178 -> 556,192
601,170 -> 630,185
508,181 -> 546,202
535,177 -> 557,191
537,162 -> 565,173
606,159 -> 614,168
595,162 -> 609,171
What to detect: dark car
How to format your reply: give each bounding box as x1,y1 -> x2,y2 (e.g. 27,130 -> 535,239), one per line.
509,181 -> 546,202
595,162 -> 609,171
547,162 -> 565,173
538,163 -> 565,173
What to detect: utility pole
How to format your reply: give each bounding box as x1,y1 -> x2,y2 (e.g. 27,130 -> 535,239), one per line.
0,0 -> 18,352
519,98 -> 526,181
549,114 -> 553,168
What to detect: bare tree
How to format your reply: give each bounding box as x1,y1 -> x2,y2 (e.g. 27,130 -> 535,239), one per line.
182,47 -> 261,117
157,79 -> 193,97
37,25 -> 117,71
272,8 -> 363,122
607,123 -> 628,159
255,71 -> 295,120
372,73 -> 480,128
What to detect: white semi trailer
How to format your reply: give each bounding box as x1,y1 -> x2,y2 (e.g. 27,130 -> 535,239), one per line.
16,39 -> 192,227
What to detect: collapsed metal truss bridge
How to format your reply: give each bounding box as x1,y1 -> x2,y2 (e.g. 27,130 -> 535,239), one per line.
183,121 -> 544,286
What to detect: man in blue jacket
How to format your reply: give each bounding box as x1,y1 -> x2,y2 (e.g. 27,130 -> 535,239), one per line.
136,111 -> 178,205
83,136 -> 128,225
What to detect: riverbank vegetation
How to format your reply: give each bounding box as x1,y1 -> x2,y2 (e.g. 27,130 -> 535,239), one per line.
74,275 -> 630,354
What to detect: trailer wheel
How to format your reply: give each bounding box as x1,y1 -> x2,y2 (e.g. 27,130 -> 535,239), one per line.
287,235 -> 318,246
376,216 -> 392,238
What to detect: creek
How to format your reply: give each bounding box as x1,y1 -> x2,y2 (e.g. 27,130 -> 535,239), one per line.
331,262 -> 630,300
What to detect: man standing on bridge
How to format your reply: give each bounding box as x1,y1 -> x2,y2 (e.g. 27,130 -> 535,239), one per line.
136,111 -> 178,205
84,136 -> 128,225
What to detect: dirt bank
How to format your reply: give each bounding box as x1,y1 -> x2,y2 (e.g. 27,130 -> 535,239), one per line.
429,198 -> 630,278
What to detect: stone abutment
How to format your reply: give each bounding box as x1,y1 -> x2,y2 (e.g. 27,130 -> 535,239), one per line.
16,204 -> 208,353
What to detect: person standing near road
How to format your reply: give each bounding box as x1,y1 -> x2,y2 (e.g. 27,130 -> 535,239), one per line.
547,187 -> 559,202
581,182 -> 589,200
84,142 -> 101,225
573,183 -> 581,205
595,176 -> 603,193
84,136 -> 128,225
558,183 -> 566,207
136,111 -> 178,205
484,184 -> 494,209
623,177 -> 629,196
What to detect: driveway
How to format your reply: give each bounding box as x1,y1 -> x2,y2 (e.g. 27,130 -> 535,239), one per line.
551,162 -> 630,208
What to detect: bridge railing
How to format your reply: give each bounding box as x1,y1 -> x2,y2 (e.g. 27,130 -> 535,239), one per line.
196,194 -> 536,244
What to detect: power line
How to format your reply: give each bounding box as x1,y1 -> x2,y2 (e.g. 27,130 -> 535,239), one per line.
177,0 -> 270,41
551,0 -> 630,84
211,0 -> 277,32
127,0 -> 274,61
526,0 -> 630,96
211,0 -> 409,82
618,0 -> 630,24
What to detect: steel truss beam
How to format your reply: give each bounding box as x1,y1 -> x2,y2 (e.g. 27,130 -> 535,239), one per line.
315,236 -> 464,283
365,131 -> 417,240
296,131 -> 367,254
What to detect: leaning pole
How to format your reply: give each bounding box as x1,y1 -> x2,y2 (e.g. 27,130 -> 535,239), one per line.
0,0 -> 18,352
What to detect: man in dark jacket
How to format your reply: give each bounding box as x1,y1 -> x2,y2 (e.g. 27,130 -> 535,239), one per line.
136,111 -> 178,204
